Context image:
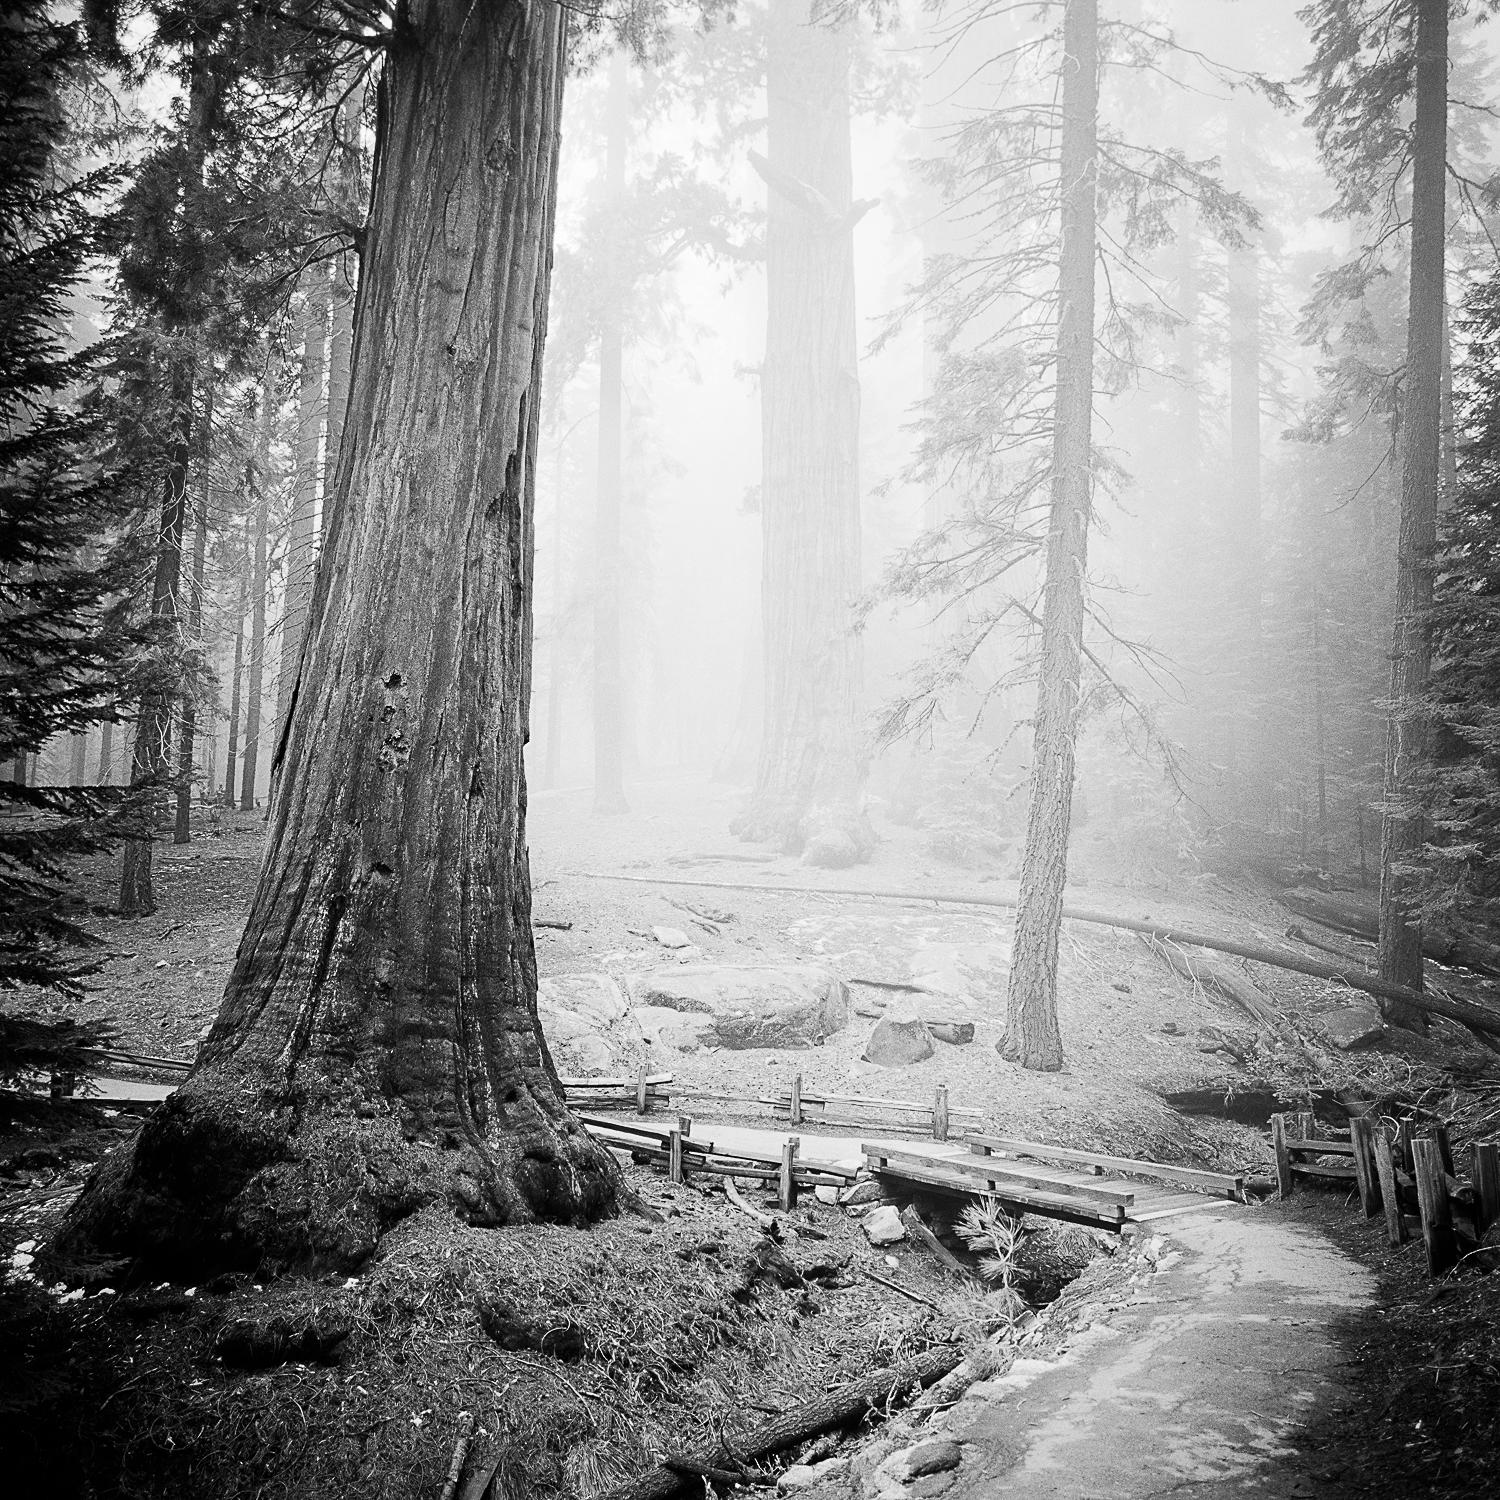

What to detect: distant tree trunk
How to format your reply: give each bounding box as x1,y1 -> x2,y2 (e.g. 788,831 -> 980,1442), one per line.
733,0 -> 873,868
999,0 -> 1097,1073
118,40 -> 213,915
1378,0 -> 1446,1027
97,709 -> 113,784
239,388 -> 272,813
592,50 -> 629,815
223,538 -> 247,807
544,443 -> 566,789
54,0 -> 616,1277
1225,126 -> 1264,822
324,266 -> 354,499
274,270 -> 330,782
174,384 -> 213,844
118,358 -> 194,918
68,732 -> 87,785
320,82 -> 363,509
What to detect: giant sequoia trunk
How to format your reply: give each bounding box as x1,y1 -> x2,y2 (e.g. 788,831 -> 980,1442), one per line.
999,0 -> 1098,1073
731,0 -> 873,868
54,0 -> 616,1277
1378,0 -> 1446,1027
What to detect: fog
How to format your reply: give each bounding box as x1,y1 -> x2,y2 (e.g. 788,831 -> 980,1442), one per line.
521,0 -> 1497,885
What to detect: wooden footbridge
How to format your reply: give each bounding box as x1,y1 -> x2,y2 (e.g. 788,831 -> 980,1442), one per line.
862,1135 -> 1244,1232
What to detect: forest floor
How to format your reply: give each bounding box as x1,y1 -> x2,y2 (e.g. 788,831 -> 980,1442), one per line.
2,774 -> 1499,1497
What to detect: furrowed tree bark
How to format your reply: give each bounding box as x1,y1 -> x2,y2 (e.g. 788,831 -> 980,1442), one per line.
592,48 -> 629,816
52,0 -> 617,1278
731,0 -> 873,868
1378,0 -> 1446,1029
1001,0 -> 1097,1072
239,386 -> 272,813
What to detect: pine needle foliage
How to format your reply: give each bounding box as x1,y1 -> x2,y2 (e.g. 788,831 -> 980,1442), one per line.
1428,274 -> 1500,910
0,0 -> 148,995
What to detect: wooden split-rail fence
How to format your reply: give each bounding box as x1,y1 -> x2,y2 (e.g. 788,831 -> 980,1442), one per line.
57,1057 -> 977,1143
564,1065 -> 978,1140
577,1111 -> 858,1210
1271,1110 -> 1500,1276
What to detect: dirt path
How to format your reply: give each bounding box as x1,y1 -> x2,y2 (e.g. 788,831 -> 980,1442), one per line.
837,1212 -> 1375,1499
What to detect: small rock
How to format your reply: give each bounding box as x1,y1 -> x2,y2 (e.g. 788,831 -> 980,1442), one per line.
862,1204 -> 907,1247
1111,981 -> 1131,993
840,1179 -> 887,1207
652,926 -> 692,949
905,1439 -> 962,1478
815,1185 -> 840,1205
864,1017 -> 934,1067
1160,1021 -> 1182,1036
927,1020 -> 975,1045
777,1465 -> 819,1492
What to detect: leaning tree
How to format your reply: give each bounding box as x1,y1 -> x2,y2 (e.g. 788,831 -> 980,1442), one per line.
53,0 -> 619,1277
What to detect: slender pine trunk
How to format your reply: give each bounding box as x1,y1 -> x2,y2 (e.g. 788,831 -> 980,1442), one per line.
1000,0 -> 1098,1072
239,386 -> 272,813
119,357 -> 194,917
174,382 -> 213,844
96,710 -> 113,784
273,270 -> 330,787
1378,0 -> 1447,1026
223,536 -> 247,807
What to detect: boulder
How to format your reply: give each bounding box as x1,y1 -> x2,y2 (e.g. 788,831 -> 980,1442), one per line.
840,1179 -> 889,1207
632,1005 -> 714,1055
861,1204 -> 907,1246
537,973 -> 635,1074
652,926 -> 692,949
864,1016 -> 935,1067
538,973 -> 627,1027
627,964 -> 851,1050
905,1440 -> 963,1478
1309,996 -> 1385,1051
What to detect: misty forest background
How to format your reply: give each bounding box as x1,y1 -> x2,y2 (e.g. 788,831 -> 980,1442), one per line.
6,0 -> 1500,1056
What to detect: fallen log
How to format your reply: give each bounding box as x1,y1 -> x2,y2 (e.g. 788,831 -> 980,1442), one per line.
900,1205 -> 979,1283
579,873 -> 1500,1040
595,1343 -> 966,1500
1283,889 -> 1500,979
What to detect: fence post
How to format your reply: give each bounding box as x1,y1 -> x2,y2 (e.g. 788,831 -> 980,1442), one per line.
1471,1141 -> 1500,1236
933,1085 -> 949,1142
1350,1114 -> 1382,1218
790,1073 -> 803,1127
1373,1127 -> 1408,1246
1271,1114 -> 1294,1198
779,1139 -> 798,1210
1413,1137 -> 1458,1275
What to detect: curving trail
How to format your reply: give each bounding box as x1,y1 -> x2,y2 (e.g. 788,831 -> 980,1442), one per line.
864,1214 -> 1374,1499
